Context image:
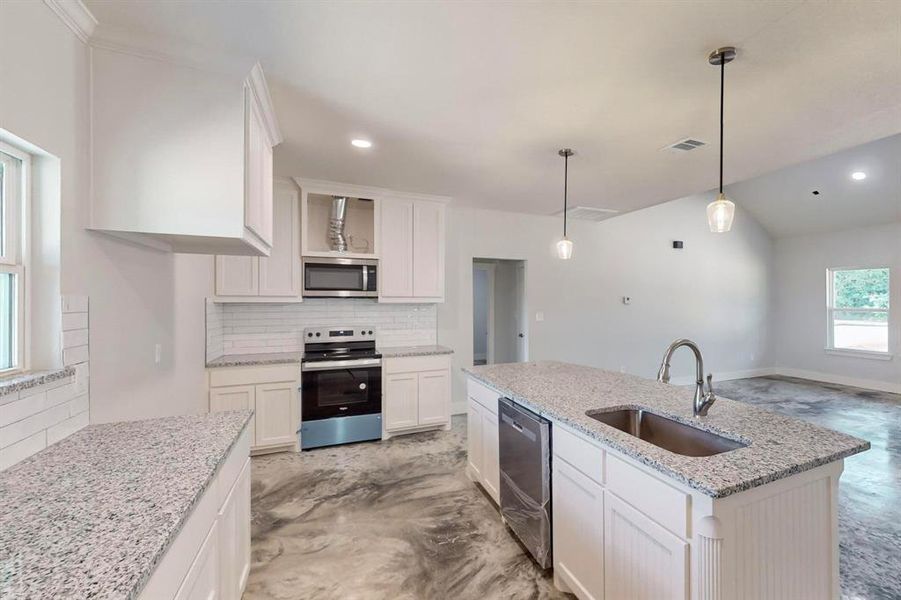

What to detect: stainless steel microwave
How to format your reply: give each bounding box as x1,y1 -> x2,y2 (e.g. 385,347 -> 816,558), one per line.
302,257 -> 378,298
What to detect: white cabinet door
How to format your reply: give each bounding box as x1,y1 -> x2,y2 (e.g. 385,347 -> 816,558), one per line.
218,458 -> 251,600
604,492 -> 688,600
384,372 -> 419,431
215,256 -> 258,296
244,89 -> 273,247
412,200 -> 445,299
466,398 -> 483,482
210,385 -> 256,445
379,198 -> 414,298
174,521 -> 220,600
255,383 -> 296,447
481,408 -> 500,504
259,184 -> 300,297
417,370 -> 449,427
553,459 -> 605,600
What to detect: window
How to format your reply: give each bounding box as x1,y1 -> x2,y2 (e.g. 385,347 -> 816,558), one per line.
0,146 -> 27,373
827,267 -> 890,355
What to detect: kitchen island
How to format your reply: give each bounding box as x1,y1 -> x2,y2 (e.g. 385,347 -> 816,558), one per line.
465,361 -> 869,600
0,411 -> 252,599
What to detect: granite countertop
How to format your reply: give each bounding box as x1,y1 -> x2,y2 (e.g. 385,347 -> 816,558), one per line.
206,351 -> 304,368
206,346 -> 453,367
0,366 -> 75,400
379,345 -> 454,358
465,361 -> 869,499
0,410 -> 253,599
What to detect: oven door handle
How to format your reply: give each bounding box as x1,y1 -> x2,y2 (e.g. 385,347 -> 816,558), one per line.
302,358 -> 382,372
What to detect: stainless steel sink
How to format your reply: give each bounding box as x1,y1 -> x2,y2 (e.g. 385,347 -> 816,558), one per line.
585,409 -> 746,457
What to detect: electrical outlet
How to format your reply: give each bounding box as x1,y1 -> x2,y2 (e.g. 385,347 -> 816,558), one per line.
535,311 -> 545,322
154,343 -> 162,365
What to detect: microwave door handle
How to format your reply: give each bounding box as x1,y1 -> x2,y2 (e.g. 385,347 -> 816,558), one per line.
362,265 -> 368,292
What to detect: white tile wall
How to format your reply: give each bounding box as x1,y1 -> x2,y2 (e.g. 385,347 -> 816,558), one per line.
205,299 -> 225,362
0,295 -> 90,471
208,298 -> 437,356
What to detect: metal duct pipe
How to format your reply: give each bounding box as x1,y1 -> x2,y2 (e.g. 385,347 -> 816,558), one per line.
328,196 -> 349,252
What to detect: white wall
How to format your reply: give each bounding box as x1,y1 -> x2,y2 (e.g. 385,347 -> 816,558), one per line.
0,2 -> 213,424
439,195 -> 774,411
772,223 -> 901,391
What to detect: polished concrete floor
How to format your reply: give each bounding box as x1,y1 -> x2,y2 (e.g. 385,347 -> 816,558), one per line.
246,375 -> 900,600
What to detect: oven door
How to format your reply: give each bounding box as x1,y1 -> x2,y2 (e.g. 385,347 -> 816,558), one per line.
301,360 -> 382,421
302,259 -> 378,297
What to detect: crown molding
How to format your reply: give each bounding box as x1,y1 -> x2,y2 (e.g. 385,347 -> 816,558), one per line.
246,63 -> 284,146
292,178 -> 452,204
43,0 -> 97,44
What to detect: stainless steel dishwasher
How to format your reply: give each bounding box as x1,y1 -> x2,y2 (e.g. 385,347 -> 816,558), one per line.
498,397 -> 552,569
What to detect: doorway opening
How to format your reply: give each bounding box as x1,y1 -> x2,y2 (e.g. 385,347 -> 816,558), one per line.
472,259 -> 527,366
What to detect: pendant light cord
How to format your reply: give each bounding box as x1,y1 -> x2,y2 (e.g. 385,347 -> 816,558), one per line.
563,153 -> 569,237
719,54 -> 725,195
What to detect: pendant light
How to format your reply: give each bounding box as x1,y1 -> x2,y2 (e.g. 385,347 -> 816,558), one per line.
556,148 -> 574,259
707,46 -> 737,233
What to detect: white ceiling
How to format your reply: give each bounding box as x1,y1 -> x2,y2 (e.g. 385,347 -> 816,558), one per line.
726,133 -> 901,238
84,1 -> 901,218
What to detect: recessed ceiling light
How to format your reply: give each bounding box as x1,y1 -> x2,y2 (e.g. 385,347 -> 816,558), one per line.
851,171 -> 867,181
351,139 -> 372,149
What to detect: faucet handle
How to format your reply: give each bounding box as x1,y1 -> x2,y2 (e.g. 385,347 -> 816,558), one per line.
705,373 -> 717,398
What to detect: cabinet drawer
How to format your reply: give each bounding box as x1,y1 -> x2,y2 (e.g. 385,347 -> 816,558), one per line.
467,378 -> 501,415
606,453 -> 689,539
209,364 -> 299,387
553,425 -> 605,486
384,354 -> 451,374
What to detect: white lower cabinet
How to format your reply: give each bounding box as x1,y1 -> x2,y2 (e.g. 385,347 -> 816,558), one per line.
209,365 -> 299,454
466,379 -> 501,505
383,355 -> 452,435
604,492 -> 688,600
218,458 -> 251,600
552,459 -> 605,600
140,427 -> 251,600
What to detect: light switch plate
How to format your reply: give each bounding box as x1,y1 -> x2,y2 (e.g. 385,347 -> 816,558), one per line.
535,311 -> 545,322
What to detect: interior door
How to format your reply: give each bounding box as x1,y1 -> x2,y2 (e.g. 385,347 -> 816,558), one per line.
514,263 -> 527,361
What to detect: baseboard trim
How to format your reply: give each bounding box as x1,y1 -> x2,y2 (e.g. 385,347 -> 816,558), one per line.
773,368 -> 901,395
671,368 -> 776,386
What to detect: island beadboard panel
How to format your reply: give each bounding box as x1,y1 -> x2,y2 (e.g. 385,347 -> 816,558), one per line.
0,295 -> 90,470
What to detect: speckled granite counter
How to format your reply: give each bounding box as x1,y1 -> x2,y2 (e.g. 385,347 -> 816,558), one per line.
379,345 -> 454,358
206,351 -> 303,368
0,410 -> 252,599
0,366 -> 75,400
465,361 -> 869,498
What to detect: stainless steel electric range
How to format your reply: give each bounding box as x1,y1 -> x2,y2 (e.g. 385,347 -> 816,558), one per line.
299,326 -> 382,449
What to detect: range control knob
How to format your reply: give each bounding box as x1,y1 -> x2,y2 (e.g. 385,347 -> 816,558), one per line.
307,333 -> 313,337
315,332 -> 321,337
368,330 -> 373,335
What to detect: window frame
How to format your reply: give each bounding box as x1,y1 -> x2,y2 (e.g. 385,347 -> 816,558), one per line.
0,141 -> 30,375
825,266 -> 891,359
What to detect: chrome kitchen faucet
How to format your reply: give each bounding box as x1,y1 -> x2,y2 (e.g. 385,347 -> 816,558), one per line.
656,339 -> 717,417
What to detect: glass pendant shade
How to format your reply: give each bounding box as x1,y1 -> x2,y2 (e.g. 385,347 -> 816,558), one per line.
556,237 -> 573,260
707,193 -> 735,233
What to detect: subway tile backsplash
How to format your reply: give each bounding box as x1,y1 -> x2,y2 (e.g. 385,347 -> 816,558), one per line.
207,299 -> 436,357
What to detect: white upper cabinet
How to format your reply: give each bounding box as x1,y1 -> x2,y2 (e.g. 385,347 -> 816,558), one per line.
215,179 -> 301,301
90,47 -> 282,255
380,197 -> 448,303
379,199 -> 414,297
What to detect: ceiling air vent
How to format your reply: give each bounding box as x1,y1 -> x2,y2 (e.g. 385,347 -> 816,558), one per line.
555,206 -> 620,222
663,138 -> 707,153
